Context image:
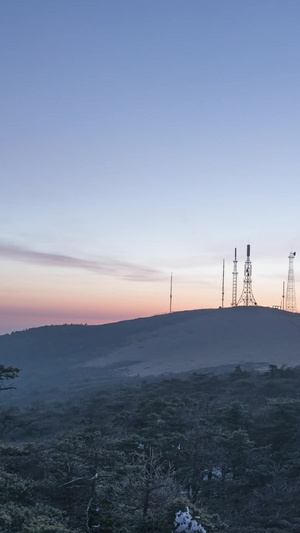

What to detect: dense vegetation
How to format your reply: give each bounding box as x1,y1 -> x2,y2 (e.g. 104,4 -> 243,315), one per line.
1,364 -> 300,532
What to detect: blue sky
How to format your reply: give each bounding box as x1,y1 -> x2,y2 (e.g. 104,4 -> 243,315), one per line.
1,0 -> 300,333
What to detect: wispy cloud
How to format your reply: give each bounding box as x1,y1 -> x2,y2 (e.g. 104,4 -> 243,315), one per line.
0,242 -> 166,282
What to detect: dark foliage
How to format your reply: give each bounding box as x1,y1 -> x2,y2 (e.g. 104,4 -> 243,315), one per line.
1,364 -> 300,531
0,365 -> 20,391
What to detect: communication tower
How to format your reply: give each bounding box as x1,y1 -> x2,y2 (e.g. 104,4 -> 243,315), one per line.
169,272 -> 173,313
286,252 -> 297,312
221,259 -> 225,308
231,248 -> 238,306
281,281 -> 285,311
237,244 -> 257,306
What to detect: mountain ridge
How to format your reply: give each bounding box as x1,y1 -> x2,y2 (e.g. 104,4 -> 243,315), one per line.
1,306 -> 300,405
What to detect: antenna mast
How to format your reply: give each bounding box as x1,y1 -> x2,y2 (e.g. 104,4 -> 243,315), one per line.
286,252 -> 297,312
282,281 -> 285,311
221,259 -> 225,308
231,247 -> 238,306
237,244 -> 257,306
169,272 -> 173,313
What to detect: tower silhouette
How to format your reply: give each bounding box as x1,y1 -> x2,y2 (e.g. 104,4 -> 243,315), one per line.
238,244 -> 257,306
169,272 -> 173,313
221,259 -> 225,308
231,248 -> 238,307
286,252 -> 297,312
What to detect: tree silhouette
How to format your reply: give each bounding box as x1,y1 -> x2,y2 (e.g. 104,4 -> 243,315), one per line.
0,365 -> 20,391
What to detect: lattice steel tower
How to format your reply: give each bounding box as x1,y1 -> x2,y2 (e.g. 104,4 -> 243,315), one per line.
231,247 -> 238,307
286,252 -> 297,312
238,244 -> 257,306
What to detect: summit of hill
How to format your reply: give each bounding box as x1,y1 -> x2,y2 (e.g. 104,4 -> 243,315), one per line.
1,306 -> 299,405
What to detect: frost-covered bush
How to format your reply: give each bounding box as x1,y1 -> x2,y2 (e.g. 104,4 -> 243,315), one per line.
173,507 -> 206,532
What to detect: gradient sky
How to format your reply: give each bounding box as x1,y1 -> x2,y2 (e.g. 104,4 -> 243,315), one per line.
1,0 -> 300,334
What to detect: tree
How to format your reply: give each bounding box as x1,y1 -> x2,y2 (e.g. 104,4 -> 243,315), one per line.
0,365 -> 20,391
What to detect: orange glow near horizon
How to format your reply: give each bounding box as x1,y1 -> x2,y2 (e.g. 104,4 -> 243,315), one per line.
0,288 -> 290,335
0,278 -> 218,334
0,258 -> 298,334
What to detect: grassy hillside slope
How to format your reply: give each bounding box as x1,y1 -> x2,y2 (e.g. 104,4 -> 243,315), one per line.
1,306 -> 299,404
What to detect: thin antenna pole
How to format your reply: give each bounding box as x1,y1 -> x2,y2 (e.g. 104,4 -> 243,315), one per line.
222,259 -> 225,308
282,281 -> 285,311
231,247 -> 238,307
169,272 -> 173,313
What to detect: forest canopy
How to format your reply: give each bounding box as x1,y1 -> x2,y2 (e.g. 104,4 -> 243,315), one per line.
1,364 -> 300,532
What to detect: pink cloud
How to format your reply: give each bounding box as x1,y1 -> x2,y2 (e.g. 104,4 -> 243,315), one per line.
0,242 -> 166,282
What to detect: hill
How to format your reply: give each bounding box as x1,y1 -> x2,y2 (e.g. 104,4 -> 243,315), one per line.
1,306 -> 300,405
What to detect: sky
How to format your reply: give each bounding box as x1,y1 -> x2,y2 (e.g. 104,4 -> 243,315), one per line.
1,0 -> 300,334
